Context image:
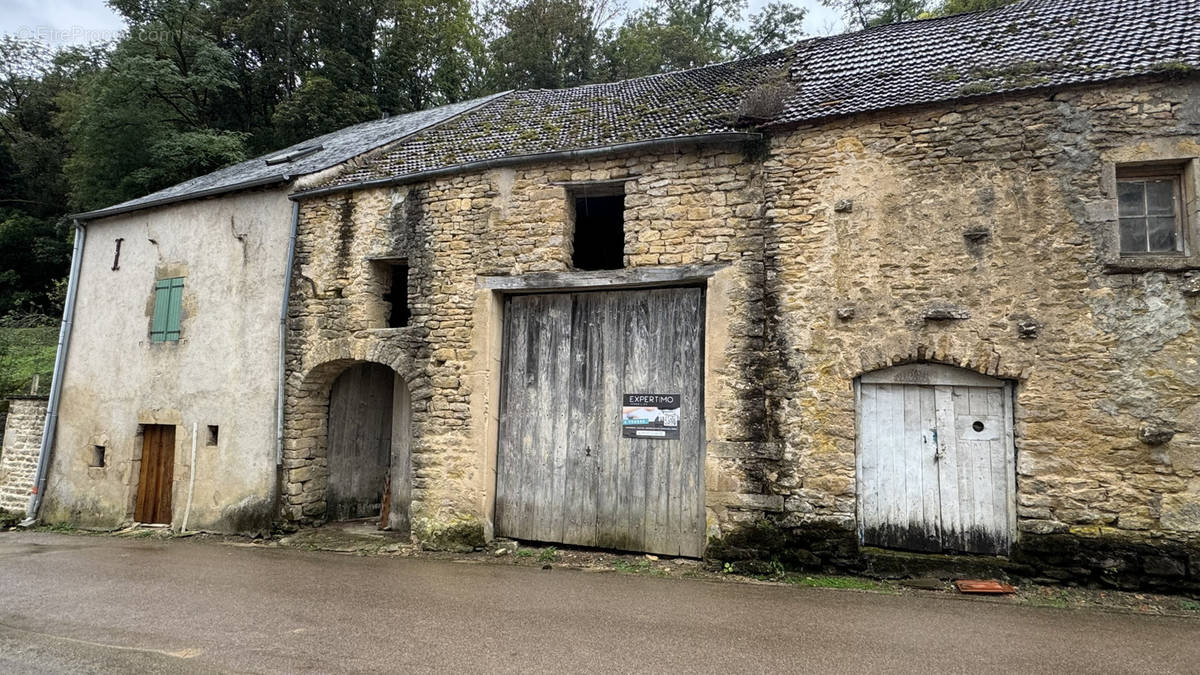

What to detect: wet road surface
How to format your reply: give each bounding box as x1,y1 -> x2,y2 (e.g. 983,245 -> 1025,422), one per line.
1,531 -> 1197,673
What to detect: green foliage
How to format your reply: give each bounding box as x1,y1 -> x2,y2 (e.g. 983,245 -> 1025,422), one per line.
487,0 -> 806,89
938,0 -> 1018,14
61,2 -> 248,210
0,318 -> 58,397
271,76 -> 379,146
537,546 -> 558,562
822,0 -> 1018,28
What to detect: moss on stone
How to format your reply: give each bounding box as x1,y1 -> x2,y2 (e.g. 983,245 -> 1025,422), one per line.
415,516 -> 486,552
957,81 -> 998,96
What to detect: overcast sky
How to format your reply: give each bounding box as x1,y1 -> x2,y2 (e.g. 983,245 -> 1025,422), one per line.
2,0 -> 843,46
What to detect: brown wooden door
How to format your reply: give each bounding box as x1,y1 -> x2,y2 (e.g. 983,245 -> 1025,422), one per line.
495,288 -> 705,557
135,425 -> 176,524
327,363 -> 395,521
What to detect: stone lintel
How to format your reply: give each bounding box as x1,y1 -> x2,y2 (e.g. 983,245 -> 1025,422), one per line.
476,263 -> 729,292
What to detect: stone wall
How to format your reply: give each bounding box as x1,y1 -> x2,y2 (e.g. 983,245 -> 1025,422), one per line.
283,143 -> 774,545
0,398 -> 47,513
758,77 -> 1200,589
285,76 -> 1200,589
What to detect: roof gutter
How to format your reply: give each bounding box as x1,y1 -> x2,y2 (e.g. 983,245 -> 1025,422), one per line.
70,174 -> 289,222
289,133 -> 762,201
21,219 -> 86,526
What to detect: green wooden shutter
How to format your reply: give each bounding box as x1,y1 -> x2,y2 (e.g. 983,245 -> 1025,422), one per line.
150,277 -> 184,342
165,277 -> 184,341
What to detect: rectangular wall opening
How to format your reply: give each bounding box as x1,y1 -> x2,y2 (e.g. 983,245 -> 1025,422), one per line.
385,262 -> 411,327
206,425 -> 219,446
91,445 -> 106,467
571,185 -> 626,270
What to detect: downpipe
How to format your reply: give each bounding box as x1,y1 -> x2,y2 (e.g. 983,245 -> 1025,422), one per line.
276,200 -> 299,467
21,220 -> 86,526
181,422 -> 198,533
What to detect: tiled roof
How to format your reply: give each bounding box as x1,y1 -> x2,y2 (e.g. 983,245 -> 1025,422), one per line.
74,92 -> 507,220
774,0 -> 1200,125
323,48 -> 793,187
317,0 -> 1199,192
87,0 -> 1200,210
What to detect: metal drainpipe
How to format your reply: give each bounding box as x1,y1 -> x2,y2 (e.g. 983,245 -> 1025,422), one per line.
21,220 -> 86,526
276,200 -> 300,467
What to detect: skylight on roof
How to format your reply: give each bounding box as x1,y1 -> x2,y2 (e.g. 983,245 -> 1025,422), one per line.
264,145 -> 323,166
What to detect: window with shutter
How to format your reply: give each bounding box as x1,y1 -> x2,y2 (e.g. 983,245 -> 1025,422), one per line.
150,277 -> 184,342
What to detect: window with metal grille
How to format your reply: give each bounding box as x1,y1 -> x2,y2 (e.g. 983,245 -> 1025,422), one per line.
1118,174 -> 1184,255
150,277 -> 184,342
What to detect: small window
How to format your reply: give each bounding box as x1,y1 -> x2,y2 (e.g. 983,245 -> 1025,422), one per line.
206,425 -> 219,447
150,277 -> 184,342
1117,173 -> 1185,255
384,262 -> 410,328
91,445 -> 106,467
571,186 -> 625,270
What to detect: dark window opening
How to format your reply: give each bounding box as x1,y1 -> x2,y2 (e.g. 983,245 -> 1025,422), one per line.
384,262 -> 411,328
572,191 -> 626,270
206,425 -> 219,447
91,445 -> 106,467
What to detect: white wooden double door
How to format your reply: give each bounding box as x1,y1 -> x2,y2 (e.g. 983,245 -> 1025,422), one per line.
856,364 -> 1015,555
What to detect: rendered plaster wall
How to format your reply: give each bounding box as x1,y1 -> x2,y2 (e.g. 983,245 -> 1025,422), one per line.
40,189 -> 294,533
758,77 -> 1200,584
283,144 -> 773,546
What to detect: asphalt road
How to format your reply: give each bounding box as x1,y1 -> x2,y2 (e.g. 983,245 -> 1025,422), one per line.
0,532 -> 1197,674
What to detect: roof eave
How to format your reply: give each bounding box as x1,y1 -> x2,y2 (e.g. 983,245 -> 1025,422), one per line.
290,132 -> 763,201
70,174 -> 292,222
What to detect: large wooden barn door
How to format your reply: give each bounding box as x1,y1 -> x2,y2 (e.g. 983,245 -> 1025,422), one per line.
327,363 -> 394,521
135,424 -> 176,524
495,288 -> 705,557
857,364 -> 1015,555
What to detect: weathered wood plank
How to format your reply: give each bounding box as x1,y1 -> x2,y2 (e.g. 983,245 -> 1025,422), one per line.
327,363 -> 394,521
935,385 -> 962,549
387,374 -> 412,534
678,288 -> 705,557
496,287 -> 704,556
476,265 -> 725,292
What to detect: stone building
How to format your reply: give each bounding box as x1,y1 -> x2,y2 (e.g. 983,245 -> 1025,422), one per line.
34,95 -> 503,532
34,0 -> 1200,591
274,0 -> 1200,589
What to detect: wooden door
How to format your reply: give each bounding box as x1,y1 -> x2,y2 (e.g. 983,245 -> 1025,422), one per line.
327,363 -> 394,521
857,364 -> 1015,555
135,424 -> 175,524
495,288 -> 705,557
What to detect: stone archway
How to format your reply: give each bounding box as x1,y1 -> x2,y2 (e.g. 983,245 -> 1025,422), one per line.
327,363 -> 394,522
282,356 -> 414,534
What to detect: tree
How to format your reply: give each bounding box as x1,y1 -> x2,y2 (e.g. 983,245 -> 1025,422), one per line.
821,0 -> 926,29
0,38 -> 93,315
936,0 -> 1018,15
62,1 -> 248,210
822,0 -> 1018,29
484,0 -> 615,90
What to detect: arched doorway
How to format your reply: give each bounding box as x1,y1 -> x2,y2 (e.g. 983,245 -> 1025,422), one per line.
855,363 -> 1015,555
325,363 -> 412,532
